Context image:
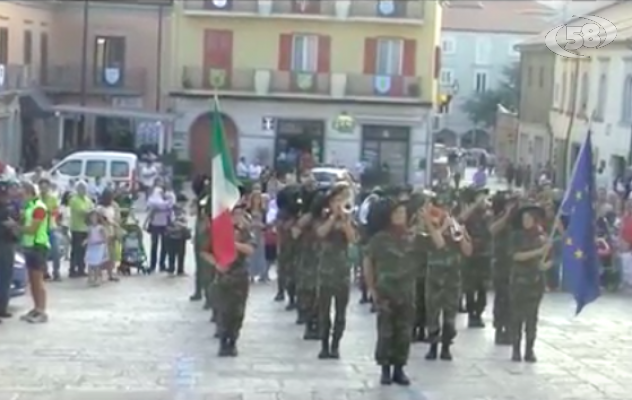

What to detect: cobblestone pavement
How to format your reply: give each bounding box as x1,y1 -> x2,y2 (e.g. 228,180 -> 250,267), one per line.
1,260 -> 632,400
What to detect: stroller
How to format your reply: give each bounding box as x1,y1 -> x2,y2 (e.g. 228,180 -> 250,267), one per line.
118,210 -> 149,275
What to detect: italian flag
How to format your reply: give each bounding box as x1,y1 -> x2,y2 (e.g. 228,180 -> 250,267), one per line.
209,96 -> 240,271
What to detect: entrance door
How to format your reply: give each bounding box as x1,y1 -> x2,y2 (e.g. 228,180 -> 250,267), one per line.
189,113 -> 238,176
274,119 -> 324,173
361,125 -> 410,184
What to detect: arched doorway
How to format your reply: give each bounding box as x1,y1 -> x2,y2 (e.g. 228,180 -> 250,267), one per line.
434,129 -> 458,146
189,112 -> 239,176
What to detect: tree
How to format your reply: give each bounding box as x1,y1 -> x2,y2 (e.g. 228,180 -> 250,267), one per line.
461,62 -> 521,128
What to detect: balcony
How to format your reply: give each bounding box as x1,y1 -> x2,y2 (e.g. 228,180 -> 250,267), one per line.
270,0 -> 337,18
349,0 -> 424,23
182,0 -> 259,16
0,64 -> 38,91
345,74 -> 422,101
180,66 -> 257,93
41,65 -> 147,95
270,71 -> 330,96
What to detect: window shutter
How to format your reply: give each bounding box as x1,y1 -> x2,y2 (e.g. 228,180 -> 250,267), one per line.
363,38 -> 377,74
434,45 -> 441,79
278,34 -> 292,71
402,39 -> 416,76
317,35 -> 331,73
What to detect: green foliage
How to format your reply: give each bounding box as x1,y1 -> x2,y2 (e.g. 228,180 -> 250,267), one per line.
461,62 -> 520,128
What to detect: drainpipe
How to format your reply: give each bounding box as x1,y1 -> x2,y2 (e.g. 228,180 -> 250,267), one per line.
155,4 -> 164,112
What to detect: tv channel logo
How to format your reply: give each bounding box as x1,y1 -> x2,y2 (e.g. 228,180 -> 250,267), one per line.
545,16 -> 617,58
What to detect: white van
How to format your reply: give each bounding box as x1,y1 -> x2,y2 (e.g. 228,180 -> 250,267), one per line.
35,151 -> 139,190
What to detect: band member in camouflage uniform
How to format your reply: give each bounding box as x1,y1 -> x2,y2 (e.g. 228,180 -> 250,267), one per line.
363,197 -> 418,385
408,192 -> 429,342
202,204 -> 255,357
459,187 -> 492,328
509,204 -> 550,363
275,185 -> 302,308
490,193 -> 518,345
425,197 -> 472,361
315,184 -> 355,359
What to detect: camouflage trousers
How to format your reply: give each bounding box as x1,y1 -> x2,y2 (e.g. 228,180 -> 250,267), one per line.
277,249 -> 297,299
414,277 -> 426,331
317,283 -> 350,340
297,278 -> 318,324
425,266 -> 460,343
510,288 -> 543,346
194,248 -> 216,308
492,270 -> 511,331
215,274 -> 250,339
463,255 -> 491,316
374,296 -> 415,366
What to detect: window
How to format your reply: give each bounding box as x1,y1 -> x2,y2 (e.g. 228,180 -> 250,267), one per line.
23,30 -> 32,65
538,66 -> 545,88
54,160 -> 82,177
40,32 -> 48,82
620,75 -> 632,123
85,160 -> 106,178
474,71 -> 487,93
93,36 -> 126,86
440,69 -> 454,86
291,34 -> 318,72
376,38 -> 402,75
0,28 -> 8,64
475,37 -> 490,65
560,72 -> 567,108
579,72 -> 589,114
527,66 -> 533,86
567,70 -> 577,112
441,38 -> 455,55
111,161 -> 130,178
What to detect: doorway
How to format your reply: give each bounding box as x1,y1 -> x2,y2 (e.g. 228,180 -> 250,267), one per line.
360,125 -> 410,184
274,119 -> 324,174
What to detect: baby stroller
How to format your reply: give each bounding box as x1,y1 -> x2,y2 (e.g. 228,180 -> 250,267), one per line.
118,210 -> 149,275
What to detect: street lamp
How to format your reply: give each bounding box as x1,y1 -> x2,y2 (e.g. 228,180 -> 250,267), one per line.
332,111 -> 356,134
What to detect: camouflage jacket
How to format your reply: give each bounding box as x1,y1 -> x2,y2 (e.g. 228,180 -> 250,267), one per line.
492,223 -> 512,277
426,235 -> 461,268
277,217 -> 297,262
317,219 -> 350,288
466,212 -> 492,257
216,226 -> 255,283
411,232 -> 429,279
366,231 -> 418,302
510,229 -> 545,295
297,222 -> 320,279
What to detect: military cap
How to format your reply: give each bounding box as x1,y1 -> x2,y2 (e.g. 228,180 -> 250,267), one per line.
512,204 -> 546,229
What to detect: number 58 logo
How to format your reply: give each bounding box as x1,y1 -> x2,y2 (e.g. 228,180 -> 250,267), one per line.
545,16 -> 617,58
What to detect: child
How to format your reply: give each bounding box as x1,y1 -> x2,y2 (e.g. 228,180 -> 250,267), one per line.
165,195 -> 191,276
84,210 -> 109,286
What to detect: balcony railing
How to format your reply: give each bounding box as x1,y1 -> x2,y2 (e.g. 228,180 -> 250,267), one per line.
345,74 -> 422,99
270,0 -> 337,17
269,71 -> 330,96
41,65 -> 147,94
349,0 -> 424,21
173,67 -> 424,103
0,64 -> 40,90
182,0 -> 259,14
180,66 -> 257,92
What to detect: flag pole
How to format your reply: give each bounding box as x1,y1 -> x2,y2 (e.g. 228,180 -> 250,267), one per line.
540,119 -> 593,268
206,90 -> 219,217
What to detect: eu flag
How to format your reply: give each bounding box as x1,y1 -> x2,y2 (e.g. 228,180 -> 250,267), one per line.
561,130 -> 600,315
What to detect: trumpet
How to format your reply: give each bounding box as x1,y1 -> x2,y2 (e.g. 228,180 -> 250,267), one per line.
446,216 -> 465,242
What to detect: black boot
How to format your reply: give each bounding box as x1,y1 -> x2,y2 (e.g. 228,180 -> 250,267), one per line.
468,313 -> 485,328
285,294 -> 297,311
380,365 -> 392,385
494,328 -> 503,345
414,326 -> 426,342
303,322 -> 320,340
318,337 -> 330,359
329,338 -> 340,359
203,301 -> 213,311
227,338 -> 238,357
274,291 -> 284,302
218,338 -> 231,357
189,293 -> 202,301
499,328 -> 512,345
425,343 -> 438,360
524,338 -> 537,363
359,294 -> 369,304
392,365 -> 410,386
296,311 -> 307,325
440,343 -> 453,361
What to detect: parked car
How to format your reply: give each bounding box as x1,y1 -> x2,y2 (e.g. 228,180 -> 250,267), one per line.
11,252 -> 27,297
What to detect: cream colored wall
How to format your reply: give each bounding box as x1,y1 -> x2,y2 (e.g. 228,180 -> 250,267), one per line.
171,3 -> 440,103
0,1 -> 53,66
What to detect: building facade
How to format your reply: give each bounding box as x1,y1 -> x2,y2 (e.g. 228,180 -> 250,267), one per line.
520,0 -> 631,186
167,0 -> 441,184
437,0 -> 553,148
0,0 -> 171,167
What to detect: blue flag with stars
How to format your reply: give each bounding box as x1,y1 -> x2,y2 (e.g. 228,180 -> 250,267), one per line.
561,130 -> 600,315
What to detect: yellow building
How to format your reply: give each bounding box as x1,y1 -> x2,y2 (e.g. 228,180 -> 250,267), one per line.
168,0 -> 441,181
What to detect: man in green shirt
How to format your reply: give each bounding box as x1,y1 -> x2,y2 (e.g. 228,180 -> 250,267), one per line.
68,181 -> 93,277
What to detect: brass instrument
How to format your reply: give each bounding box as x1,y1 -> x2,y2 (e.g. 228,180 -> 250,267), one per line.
446,216 -> 465,242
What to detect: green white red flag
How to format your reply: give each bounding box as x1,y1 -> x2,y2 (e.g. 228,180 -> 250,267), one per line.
209,95 -> 240,271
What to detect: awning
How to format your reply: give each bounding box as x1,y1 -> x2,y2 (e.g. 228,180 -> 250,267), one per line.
19,88 -> 54,118
52,104 -> 176,121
